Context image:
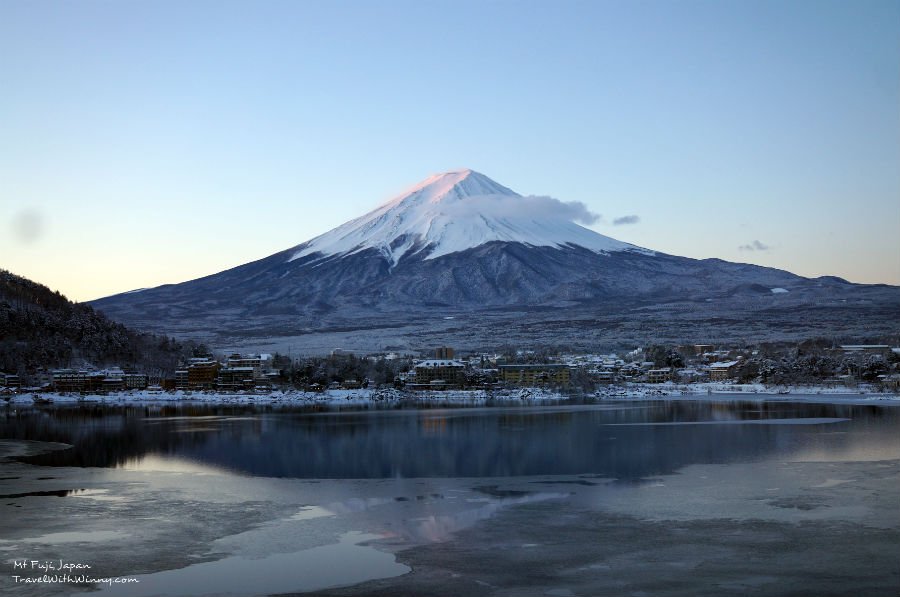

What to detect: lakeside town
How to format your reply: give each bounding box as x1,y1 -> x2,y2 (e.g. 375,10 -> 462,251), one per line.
3,342 -> 899,402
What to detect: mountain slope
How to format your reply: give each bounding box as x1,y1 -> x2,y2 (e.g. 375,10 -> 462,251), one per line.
289,169 -> 648,265
90,170 -> 900,352
0,270 -> 190,379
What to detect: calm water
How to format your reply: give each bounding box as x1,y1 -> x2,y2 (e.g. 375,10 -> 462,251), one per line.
4,399 -> 899,478
2,398 -> 899,597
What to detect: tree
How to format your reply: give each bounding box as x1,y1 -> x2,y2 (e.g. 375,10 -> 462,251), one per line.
860,356 -> 887,381
665,349 -> 684,368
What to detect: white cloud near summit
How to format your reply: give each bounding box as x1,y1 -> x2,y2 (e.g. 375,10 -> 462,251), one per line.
613,215 -> 640,226
445,195 -> 601,226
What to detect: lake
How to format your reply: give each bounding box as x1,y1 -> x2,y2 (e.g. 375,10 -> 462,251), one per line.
1,397 -> 898,596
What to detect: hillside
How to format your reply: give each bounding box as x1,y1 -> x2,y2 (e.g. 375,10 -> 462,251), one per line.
0,269 -> 191,381
91,170 -> 900,354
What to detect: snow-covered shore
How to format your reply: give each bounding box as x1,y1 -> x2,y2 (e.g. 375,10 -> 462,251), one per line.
5,387 -> 568,407
5,382 -> 898,408
592,382 -> 900,404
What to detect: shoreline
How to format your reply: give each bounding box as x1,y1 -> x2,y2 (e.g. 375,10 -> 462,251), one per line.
5,382 -> 899,408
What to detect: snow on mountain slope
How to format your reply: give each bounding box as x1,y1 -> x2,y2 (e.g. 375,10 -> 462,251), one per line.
289,169 -> 651,266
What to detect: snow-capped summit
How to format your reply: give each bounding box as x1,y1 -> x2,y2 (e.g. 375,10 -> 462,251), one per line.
91,167 -> 890,353
386,169 -> 519,203
290,169 -> 648,265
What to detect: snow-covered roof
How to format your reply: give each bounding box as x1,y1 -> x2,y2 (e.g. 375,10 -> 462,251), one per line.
840,345 -> 890,350
415,359 -> 465,368
708,360 -> 740,369
498,364 -> 569,369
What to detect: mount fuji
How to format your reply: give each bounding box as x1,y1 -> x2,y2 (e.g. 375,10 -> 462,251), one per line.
91,170 -> 898,353
289,169 -> 648,265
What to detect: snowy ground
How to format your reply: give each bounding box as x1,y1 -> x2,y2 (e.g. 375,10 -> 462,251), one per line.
592,382 -> 900,404
7,383 -> 898,408
6,387 -> 567,408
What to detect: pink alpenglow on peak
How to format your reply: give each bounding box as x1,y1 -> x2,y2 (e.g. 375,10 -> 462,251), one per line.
387,169 -> 519,205
289,170 -> 651,266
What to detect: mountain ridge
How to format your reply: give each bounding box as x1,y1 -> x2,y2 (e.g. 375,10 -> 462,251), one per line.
90,170 -> 900,353
288,169 -> 647,266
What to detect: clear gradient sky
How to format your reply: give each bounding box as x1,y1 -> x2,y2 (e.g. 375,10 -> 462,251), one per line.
2,0 -> 898,302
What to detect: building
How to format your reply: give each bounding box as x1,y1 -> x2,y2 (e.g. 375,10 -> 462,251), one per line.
880,374 -> 900,391
52,369 -> 91,392
839,345 -> 892,356
499,364 -> 570,386
647,368 -> 673,383
174,369 -> 189,390
618,363 -> 644,380
434,347 -> 455,359
0,373 -> 20,389
187,359 -> 220,390
708,360 -> 740,381
123,373 -> 149,390
100,368 -> 126,392
412,359 -> 465,389
223,354 -> 276,388
50,369 -> 147,393
100,369 -> 125,393
225,354 -> 273,377
592,369 -> 616,384
677,368 -> 705,381
217,367 -> 256,391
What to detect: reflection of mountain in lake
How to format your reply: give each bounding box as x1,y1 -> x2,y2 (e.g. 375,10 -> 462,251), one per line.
5,403 -> 897,479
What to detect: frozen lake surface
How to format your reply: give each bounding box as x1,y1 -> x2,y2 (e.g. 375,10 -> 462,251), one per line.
1,398 -> 898,596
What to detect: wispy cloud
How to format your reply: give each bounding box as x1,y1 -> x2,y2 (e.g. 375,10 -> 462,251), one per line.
452,195 -> 601,225
612,215 -> 640,226
530,196 -> 600,225
739,240 -> 770,251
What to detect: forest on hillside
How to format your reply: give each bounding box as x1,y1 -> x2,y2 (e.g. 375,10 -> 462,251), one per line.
0,270 -> 192,381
